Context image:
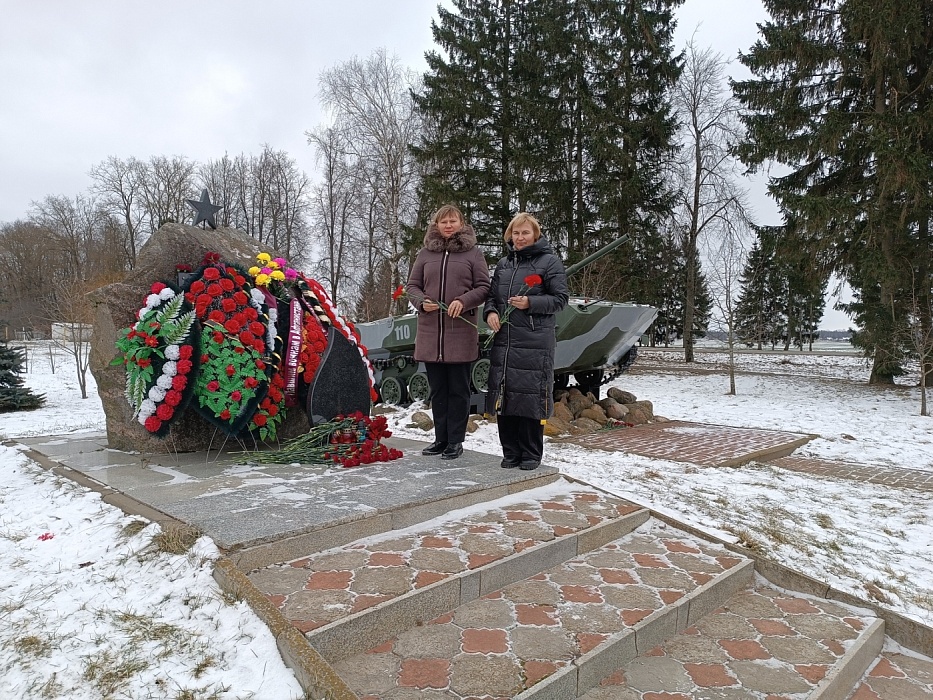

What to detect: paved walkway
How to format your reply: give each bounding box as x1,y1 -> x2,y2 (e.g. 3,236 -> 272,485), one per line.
560,420 -> 933,493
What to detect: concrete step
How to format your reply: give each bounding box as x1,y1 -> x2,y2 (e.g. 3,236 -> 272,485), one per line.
329,520 -> 756,698
577,578 -> 884,700
847,651 -> 933,699
247,478 -> 649,662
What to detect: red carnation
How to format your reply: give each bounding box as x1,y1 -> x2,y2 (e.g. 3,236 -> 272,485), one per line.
144,416 -> 162,433
197,293 -> 212,307
164,390 -> 182,407
127,329 -> 137,339
212,332 -> 224,344
253,414 -> 267,427
238,331 -> 253,345
225,319 -> 241,334
245,307 -> 258,321
230,390 -> 242,402
221,298 -> 237,313
151,282 -> 167,294
203,266 -> 220,280
200,354 -> 210,364
392,284 -> 405,301
145,336 -> 159,347
176,359 -> 193,374
156,403 -> 174,420
179,345 -> 193,359
207,283 -> 224,297
220,278 -> 235,292
172,375 -> 187,390
244,376 -> 259,388
267,404 -> 279,417
136,331 -> 148,340
252,339 -> 265,353
206,380 -> 220,392
233,291 -> 248,305
209,310 -> 225,323
218,409 -> 230,420
185,292 -> 196,304
255,360 -> 266,370
250,322 -> 265,336
137,357 -> 151,368
234,346 -> 244,354
234,275 -> 246,286
190,280 -> 205,294
524,274 -> 543,287
226,364 -> 235,377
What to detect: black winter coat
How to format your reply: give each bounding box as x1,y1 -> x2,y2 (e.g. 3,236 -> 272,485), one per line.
483,236 -> 568,420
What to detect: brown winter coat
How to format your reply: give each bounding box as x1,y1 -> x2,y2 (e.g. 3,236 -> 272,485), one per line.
406,223 -> 490,364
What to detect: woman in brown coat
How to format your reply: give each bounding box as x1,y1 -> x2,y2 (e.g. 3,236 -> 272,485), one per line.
406,205 -> 490,459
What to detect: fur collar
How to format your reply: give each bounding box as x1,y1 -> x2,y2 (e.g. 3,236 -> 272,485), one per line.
424,223 -> 477,253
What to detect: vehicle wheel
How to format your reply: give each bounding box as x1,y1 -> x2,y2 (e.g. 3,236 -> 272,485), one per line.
379,376 -> 406,405
470,358 -> 490,393
408,372 -> 430,402
574,370 -> 603,399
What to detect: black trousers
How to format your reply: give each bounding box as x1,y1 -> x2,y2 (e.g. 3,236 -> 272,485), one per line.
497,413 -> 545,464
425,362 -> 472,444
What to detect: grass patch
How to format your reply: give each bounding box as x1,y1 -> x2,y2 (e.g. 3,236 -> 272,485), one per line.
119,519 -> 149,539
13,634 -> 54,658
642,468 -> 663,479
173,684 -> 231,700
82,649 -> 149,698
814,513 -> 834,529
153,524 -> 202,555
727,527 -> 766,554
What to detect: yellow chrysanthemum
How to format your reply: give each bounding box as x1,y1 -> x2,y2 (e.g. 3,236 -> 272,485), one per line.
248,266 -> 261,276
256,252 -> 272,264
255,273 -> 271,286
267,260 -> 280,270
271,269 -> 286,281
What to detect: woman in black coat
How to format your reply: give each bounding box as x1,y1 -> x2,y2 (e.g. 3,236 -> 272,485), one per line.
484,213 -> 568,470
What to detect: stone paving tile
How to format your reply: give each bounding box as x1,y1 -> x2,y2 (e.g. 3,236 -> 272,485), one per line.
560,421 -> 812,467
577,584 -> 879,700
768,456 -> 933,493
850,651 -> 933,699
330,524 -> 748,699
247,483 -> 641,633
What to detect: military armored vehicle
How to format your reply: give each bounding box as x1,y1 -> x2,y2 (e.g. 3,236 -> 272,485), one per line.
357,236 -> 658,409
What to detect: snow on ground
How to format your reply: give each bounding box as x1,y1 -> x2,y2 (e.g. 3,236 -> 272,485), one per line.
1,340 -> 932,698
1,344 -> 305,699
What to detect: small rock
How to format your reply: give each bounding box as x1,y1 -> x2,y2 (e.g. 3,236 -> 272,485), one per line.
567,393 -> 594,418
570,417 -> 602,434
553,402 -> 575,424
371,404 -> 398,416
607,387 -> 637,404
841,433 -> 856,441
654,415 -> 670,423
466,419 -> 479,433
411,411 -> 434,431
544,416 -> 571,436
579,406 -> 608,425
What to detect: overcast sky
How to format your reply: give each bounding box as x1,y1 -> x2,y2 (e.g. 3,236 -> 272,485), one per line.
0,1 -> 851,327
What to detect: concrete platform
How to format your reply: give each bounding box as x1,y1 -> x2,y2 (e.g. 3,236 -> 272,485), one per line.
13,432 -> 559,567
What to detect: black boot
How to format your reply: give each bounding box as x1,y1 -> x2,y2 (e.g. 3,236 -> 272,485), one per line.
500,459 -> 521,469
441,442 -> 463,460
422,440 -> 448,456
519,460 -> 540,471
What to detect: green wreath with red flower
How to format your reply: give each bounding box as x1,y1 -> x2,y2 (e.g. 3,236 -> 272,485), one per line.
185,262 -> 273,434
111,282 -> 200,436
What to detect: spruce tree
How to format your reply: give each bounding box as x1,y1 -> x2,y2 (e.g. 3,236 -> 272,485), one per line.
0,339 -> 45,412
414,0 -> 684,280
733,0 -> 933,383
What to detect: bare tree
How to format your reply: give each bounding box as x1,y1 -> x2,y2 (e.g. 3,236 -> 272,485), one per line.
29,194 -> 104,283
317,48 -> 423,304
45,278 -> 97,399
671,39 -> 753,363
704,222 -> 751,395
137,155 -> 197,232
307,125 -> 362,308
88,156 -> 146,266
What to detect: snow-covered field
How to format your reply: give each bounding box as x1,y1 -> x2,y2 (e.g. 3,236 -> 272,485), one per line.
1,340 -> 931,698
